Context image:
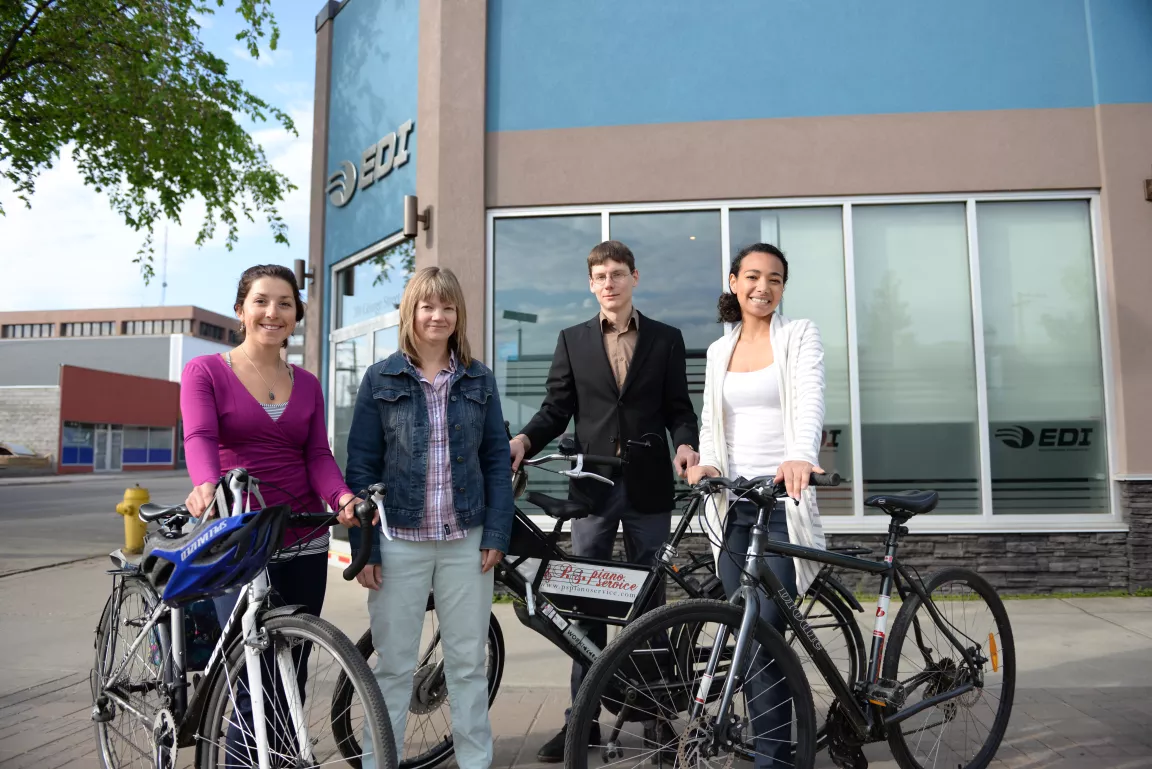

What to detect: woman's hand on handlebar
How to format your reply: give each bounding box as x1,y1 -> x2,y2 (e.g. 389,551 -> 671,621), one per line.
686,464 -> 720,486
185,481 -> 216,518
336,493 -> 370,527
775,460 -> 825,500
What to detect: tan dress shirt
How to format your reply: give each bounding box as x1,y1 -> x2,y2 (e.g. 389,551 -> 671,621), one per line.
600,308 -> 639,390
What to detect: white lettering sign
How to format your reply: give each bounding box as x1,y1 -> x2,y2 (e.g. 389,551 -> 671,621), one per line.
327,119 -> 415,208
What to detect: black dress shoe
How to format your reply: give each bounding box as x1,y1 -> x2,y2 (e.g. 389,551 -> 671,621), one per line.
537,723 -> 602,763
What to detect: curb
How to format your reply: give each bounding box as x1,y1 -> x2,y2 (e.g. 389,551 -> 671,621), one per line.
0,471 -> 187,489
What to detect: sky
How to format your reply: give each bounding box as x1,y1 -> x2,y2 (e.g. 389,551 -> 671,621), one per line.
0,1 -> 320,317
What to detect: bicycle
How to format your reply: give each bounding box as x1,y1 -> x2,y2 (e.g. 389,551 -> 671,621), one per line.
565,474 -> 1016,769
333,435 -> 865,769
90,467 -> 396,769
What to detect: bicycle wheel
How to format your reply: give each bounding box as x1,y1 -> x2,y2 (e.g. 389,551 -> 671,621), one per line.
883,567 -> 1015,769
333,595 -> 506,769
565,599 -> 817,769
91,576 -> 171,769
787,579 -> 866,750
198,613 -> 395,769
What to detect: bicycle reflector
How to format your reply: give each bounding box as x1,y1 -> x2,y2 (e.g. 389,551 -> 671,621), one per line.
140,505 -> 290,606
989,632 -> 999,673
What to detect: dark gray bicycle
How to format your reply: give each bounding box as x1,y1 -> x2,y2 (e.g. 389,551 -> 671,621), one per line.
565,473 -> 1016,769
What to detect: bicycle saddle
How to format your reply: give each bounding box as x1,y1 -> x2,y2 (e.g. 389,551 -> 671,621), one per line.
864,490 -> 939,519
527,492 -> 591,521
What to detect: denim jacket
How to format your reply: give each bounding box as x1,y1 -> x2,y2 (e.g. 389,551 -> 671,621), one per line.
345,351 -> 515,562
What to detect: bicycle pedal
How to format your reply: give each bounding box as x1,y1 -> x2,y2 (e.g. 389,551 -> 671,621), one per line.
863,678 -> 906,710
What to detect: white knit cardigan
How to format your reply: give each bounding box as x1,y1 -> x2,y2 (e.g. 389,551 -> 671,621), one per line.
697,311 -> 828,595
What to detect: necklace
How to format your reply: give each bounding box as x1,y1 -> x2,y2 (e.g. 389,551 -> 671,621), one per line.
239,345 -> 284,401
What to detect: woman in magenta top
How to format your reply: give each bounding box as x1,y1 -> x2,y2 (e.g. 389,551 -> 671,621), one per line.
180,264 -> 359,622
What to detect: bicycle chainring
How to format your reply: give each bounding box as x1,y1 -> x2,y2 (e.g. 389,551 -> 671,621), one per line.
825,701 -> 868,769
152,708 -> 177,769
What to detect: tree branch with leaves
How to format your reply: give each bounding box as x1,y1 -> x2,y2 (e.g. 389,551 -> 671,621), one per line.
0,0 -> 295,281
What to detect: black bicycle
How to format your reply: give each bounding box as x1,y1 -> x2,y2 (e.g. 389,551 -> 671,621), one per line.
565,474 -> 1016,769
333,435 -> 866,769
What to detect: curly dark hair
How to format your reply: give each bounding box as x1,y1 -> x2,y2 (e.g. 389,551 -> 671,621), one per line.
717,243 -> 789,323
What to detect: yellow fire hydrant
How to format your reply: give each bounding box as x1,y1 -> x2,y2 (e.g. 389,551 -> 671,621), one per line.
115,485 -> 151,554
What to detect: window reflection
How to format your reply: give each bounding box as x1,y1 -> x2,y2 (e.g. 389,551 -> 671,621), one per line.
336,240 -> 414,329
978,201 -> 1107,514
730,207 -> 852,514
854,204 -> 981,513
333,336 -> 370,472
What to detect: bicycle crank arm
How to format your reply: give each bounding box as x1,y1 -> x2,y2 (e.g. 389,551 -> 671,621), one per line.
882,681 -> 975,727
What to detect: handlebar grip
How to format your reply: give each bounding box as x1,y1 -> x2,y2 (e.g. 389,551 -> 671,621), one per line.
583,454 -> 623,469
810,472 -> 842,488
343,500 -> 375,581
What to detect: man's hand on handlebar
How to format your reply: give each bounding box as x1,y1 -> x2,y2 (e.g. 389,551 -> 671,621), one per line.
185,481 -> 216,518
509,435 -> 529,471
775,460 -> 826,501
673,444 -> 700,478
686,464 -> 720,486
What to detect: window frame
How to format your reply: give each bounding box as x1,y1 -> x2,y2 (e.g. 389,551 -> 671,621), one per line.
485,190 -> 1119,534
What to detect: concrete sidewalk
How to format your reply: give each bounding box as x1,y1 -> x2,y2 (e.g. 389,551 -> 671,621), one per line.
2,558 -> 1150,768
0,469 -> 186,488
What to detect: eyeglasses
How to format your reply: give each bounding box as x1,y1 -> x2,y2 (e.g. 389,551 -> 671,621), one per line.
591,270 -> 633,287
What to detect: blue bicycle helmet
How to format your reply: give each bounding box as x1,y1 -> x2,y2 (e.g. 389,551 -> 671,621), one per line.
140,504 -> 290,607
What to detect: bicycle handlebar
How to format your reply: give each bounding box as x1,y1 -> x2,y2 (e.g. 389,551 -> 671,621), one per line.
695,472 -> 842,498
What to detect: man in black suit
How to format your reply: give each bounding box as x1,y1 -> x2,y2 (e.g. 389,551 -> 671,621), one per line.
509,240 -> 699,761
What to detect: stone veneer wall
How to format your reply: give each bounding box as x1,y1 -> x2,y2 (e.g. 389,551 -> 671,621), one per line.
1123,481 -> 1152,592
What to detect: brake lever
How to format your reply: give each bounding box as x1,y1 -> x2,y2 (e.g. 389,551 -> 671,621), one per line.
557,455 -> 614,486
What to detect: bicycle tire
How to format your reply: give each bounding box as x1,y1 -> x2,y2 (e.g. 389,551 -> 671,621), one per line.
197,613 -> 396,769
883,567 -> 1015,769
565,599 -> 817,769
91,576 -> 168,769
332,600 -> 506,769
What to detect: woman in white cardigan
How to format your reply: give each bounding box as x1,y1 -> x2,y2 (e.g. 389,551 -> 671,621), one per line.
686,242 -> 827,768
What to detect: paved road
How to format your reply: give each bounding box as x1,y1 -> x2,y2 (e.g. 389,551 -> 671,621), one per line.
0,471 -> 190,576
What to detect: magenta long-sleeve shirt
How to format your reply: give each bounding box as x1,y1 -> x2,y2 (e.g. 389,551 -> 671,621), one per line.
180,354 -> 352,546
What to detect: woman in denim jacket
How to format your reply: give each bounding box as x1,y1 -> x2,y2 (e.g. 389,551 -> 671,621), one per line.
345,266 -> 514,769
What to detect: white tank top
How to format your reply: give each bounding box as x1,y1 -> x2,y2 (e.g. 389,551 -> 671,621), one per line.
722,363 -> 786,483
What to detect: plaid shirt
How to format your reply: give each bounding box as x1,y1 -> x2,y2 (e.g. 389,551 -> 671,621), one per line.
390,354 -> 466,542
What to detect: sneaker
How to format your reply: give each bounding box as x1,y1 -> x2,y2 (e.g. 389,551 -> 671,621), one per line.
536,723 -> 602,763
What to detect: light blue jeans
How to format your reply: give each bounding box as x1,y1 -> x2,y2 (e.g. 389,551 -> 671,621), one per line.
362,525 -> 494,769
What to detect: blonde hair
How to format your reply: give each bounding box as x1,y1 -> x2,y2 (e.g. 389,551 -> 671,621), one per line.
398,266 -> 472,368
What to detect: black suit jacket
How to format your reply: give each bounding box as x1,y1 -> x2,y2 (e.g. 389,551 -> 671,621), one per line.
521,311 -> 699,514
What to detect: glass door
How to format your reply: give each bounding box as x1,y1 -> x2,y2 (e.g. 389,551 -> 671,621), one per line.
94,426 -> 109,471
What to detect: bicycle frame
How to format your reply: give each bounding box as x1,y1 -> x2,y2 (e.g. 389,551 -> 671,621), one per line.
498,491 -> 710,668
701,497 -> 988,743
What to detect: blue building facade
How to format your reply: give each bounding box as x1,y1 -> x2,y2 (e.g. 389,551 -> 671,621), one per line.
309,0 -> 1152,591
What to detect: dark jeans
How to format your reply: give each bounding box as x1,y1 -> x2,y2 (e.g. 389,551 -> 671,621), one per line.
717,501 -> 795,769
211,551 -> 328,766
566,479 -> 670,721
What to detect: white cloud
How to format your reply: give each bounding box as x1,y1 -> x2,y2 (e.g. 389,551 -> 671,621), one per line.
230,45 -> 293,69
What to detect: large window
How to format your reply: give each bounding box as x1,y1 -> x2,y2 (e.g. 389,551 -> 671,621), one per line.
61,422 -> 95,465
490,195 -> 1113,528
977,201 -> 1107,514
121,426 -> 174,465
853,204 -> 981,514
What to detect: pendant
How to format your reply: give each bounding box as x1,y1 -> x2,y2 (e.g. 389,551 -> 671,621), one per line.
269,391 -> 276,402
